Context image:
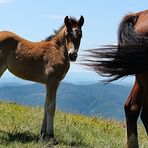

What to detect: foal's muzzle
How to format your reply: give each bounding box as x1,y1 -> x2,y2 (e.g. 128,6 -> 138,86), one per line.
69,52 -> 78,62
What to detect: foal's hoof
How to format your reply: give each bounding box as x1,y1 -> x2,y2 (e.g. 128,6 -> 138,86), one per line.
41,131 -> 58,145
47,137 -> 58,146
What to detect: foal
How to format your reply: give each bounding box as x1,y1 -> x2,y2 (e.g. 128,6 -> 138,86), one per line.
0,15 -> 84,143
84,10 -> 148,148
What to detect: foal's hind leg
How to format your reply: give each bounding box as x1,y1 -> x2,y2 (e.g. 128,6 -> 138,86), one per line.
124,78 -> 143,148
0,54 -> 7,77
0,63 -> 7,77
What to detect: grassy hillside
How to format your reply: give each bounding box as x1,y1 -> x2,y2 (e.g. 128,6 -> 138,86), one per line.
0,101 -> 147,148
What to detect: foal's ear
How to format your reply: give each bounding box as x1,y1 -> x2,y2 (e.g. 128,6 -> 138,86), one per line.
78,15 -> 84,26
64,16 -> 71,28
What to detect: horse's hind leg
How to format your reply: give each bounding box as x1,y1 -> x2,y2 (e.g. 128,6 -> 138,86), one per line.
140,97 -> 148,134
124,78 -> 143,148
140,79 -> 148,134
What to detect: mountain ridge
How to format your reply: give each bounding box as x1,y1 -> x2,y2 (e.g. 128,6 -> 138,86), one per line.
0,82 -> 131,120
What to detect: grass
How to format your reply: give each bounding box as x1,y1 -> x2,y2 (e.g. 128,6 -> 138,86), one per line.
0,101 -> 148,148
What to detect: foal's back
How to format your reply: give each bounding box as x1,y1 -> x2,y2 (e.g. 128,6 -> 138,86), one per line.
0,31 -> 66,83
0,31 -> 45,82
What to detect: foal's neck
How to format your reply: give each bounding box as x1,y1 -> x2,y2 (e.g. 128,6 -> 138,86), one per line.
52,26 -> 67,48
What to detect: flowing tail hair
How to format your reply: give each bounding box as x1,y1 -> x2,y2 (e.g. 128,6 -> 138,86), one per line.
83,14 -> 148,83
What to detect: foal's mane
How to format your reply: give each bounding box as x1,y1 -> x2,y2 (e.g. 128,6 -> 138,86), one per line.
45,17 -> 78,41
45,25 -> 65,41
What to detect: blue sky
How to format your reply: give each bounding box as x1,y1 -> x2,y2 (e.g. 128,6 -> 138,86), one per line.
0,0 -> 147,84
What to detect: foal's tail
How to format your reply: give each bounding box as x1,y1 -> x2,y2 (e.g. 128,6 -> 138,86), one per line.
84,14 -> 148,82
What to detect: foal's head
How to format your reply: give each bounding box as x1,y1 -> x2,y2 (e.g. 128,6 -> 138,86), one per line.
64,16 -> 84,61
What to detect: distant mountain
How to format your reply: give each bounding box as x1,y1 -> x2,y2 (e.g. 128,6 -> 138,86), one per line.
0,82 -> 132,120
1,71 -> 134,86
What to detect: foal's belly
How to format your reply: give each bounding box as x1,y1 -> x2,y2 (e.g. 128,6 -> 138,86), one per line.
7,57 -> 45,84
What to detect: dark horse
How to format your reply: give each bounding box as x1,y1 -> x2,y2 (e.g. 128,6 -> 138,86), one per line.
0,16 -> 84,144
84,10 -> 148,148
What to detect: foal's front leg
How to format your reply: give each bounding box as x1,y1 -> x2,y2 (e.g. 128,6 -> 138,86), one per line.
41,81 -> 59,144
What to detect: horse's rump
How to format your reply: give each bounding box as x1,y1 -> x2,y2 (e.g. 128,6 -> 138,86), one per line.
85,10 -> 148,82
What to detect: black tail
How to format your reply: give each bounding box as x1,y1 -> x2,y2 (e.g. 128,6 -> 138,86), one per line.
84,14 -> 148,82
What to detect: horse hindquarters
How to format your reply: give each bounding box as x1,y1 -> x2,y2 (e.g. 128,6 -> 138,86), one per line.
124,77 -> 143,148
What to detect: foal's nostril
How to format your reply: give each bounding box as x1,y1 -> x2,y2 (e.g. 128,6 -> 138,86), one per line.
73,52 -> 77,57
69,52 -> 78,61
69,53 -> 77,58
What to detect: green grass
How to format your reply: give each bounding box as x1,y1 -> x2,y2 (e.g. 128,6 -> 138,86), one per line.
0,101 -> 147,148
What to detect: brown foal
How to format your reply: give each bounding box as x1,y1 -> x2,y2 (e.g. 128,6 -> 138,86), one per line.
0,15 -> 84,144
